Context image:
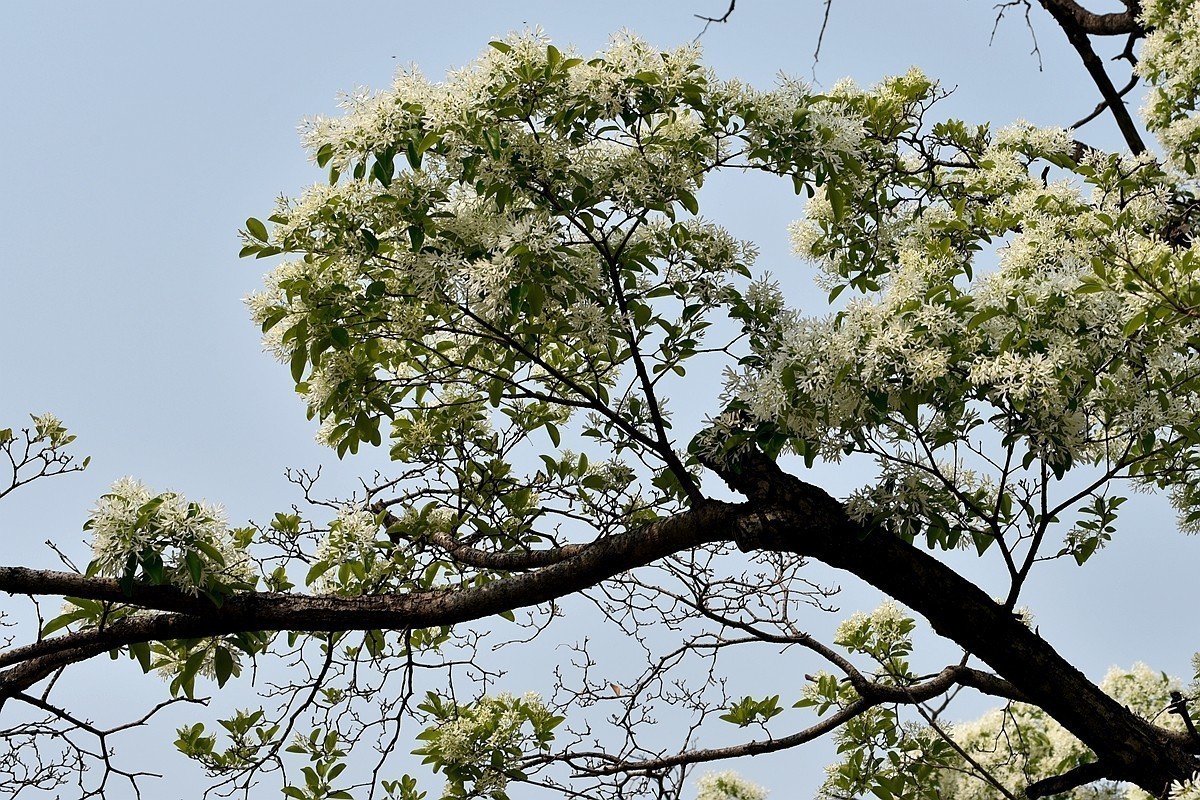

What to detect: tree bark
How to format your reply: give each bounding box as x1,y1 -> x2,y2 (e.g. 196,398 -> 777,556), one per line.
712,448 -> 1198,796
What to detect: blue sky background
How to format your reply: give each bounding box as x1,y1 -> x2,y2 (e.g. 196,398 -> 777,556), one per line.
1,2 -> 1194,796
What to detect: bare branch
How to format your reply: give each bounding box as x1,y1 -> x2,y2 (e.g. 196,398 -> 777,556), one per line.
694,1 -> 735,39
811,0 -> 835,74
1070,72 -> 1140,129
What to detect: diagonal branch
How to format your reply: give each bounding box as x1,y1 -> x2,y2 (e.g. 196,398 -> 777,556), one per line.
581,696 -> 874,775
700,446 -> 1196,791
1037,0 -> 1147,153
1025,760 -> 1110,798
583,664 -> 1027,777
1039,0 -> 1142,35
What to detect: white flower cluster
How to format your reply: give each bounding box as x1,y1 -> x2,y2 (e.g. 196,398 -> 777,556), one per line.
833,601 -> 912,653
802,75 -> 870,170
252,28 -> 897,461
86,477 -> 254,592
568,30 -> 702,115
991,119 -> 1072,158
844,459 -> 978,534
30,412 -> 72,448
934,663 -> 1184,799
733,120 -> 1200,496
783,74 -> 934,274
312,505 -> 386,593
1138,0 -> 1200,173
935,703 -> 1100,800
429,692 -> 547,798
1171,775 -> 1200,800
695,771 -> 767,800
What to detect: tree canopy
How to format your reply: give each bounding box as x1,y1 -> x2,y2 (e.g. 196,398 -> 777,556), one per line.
3,1 -> 1200,798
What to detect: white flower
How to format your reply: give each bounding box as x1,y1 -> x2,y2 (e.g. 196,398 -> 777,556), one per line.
313,505 -> 385,593
1170,774 -> 1200,800
992,119 -> 1072,157
86,478 -> 254,592
30,412 -> 71,448
695,771 -> 767,800
1137,0 -> 1200,172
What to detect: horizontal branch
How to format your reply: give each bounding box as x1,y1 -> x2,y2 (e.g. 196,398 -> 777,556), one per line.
858,665 -> 1030,705
0,501 -> 736,696
583,697 -> 874,776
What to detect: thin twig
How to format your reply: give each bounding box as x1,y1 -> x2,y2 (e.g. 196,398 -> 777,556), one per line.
694,1 -> 735,39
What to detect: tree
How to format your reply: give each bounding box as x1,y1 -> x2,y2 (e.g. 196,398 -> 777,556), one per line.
2,1 -> 1200,798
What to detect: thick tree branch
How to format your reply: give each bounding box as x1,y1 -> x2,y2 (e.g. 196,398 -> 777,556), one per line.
1025,760 -> 1110,798
1038,0 -> 1147,153
4,449 -> 1195,792
1039,0 -> 1142,35
0,502 -> 736,696
703,447 -> 1197,792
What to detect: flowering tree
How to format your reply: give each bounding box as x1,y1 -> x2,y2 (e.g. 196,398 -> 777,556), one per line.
3,1 -> 1200,798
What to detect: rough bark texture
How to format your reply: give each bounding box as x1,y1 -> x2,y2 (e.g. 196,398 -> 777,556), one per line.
711,448 -> 1199,796
1039,0 -> 1142,36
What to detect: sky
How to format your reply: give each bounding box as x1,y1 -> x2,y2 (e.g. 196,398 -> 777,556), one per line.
0,1 -> 1195,797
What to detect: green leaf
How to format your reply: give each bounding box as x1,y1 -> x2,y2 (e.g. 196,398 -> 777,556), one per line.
185,550 -> 205,586
1122,310 -> 1147,337
290,346 -> 308,383
41,609 -> 89,638
306,560 -> 334,586
408,225 -> 425,252
195,539 -> 228,567
677,189 -> 699,216
213,646 -> 234,687
246,217 -> 269,242
827,187 -> 845,223
316,143 -> 335,168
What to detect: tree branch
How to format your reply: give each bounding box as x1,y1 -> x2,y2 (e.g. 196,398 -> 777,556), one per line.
1039,0 -> 1142,35
583,697 -> 874,775
1038,0 -> 1147,153
1025,760 -> 1110,798
0,502 -> 736,696
1070,72 -> 1140,130
585,664 -> 1027,777
701,447 -> 1196,790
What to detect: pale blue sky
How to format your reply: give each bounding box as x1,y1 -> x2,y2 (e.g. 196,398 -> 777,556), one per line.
0,2 -> 1193,797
